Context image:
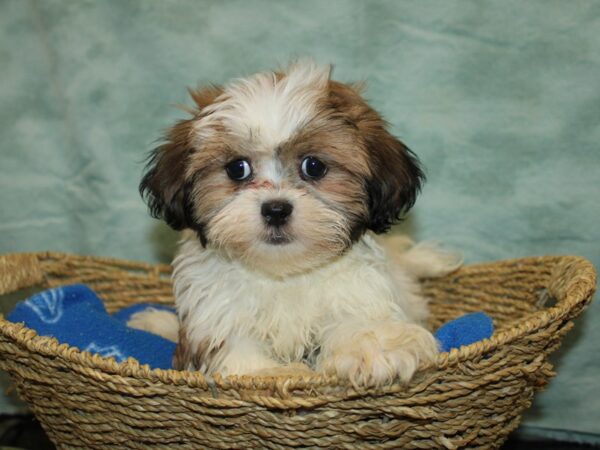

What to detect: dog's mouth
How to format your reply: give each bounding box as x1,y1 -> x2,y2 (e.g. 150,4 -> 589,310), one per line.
264,229 -> 293,245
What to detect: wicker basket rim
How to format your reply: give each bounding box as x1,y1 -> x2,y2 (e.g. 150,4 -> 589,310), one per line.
0,251 -> 596,394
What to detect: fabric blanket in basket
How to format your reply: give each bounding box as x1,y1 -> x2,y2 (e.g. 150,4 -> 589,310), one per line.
6,284 -> 493,369
7,284 -> 176,369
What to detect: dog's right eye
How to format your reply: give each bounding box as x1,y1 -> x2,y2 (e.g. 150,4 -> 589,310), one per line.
225,159 -> 252,181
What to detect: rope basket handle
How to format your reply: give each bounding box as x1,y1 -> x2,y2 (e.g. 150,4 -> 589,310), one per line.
0,253 -> 45,296
547,256 -> 596,314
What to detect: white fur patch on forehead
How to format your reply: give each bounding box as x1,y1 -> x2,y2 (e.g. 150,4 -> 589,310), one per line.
196,61 -> 331,150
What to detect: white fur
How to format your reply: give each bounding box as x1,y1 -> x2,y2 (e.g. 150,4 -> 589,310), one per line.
194,60 -> 331,149
317,320 -> 439,386
205,335 -> 281,375
377,235 -> 463,280
259,158 -> 284,186
172,233 -> 457,384
127,308 -> 179,343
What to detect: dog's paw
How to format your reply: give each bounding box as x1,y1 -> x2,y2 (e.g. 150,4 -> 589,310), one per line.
317,322 -> 438,386
211,336 -> 287,376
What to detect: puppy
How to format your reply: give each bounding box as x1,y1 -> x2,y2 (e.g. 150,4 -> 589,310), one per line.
135,61 -> 460,386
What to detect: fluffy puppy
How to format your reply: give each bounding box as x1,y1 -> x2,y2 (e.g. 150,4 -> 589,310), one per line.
136,61 -> 460,386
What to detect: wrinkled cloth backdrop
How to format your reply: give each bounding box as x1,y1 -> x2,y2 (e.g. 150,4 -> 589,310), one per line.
1,0 -> 599,444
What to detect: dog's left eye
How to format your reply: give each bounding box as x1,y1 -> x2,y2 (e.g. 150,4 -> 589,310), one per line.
225,159 -> 252,181
300,156 -> 327,180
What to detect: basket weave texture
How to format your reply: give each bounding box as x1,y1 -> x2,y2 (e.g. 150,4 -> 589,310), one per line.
0,252 -> 595,449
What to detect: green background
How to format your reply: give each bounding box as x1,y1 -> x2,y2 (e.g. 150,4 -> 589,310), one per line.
1,0 -> 599,443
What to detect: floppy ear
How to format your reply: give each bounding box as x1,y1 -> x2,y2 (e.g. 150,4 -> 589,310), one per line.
364,128 -> 425,234
140,86 -> 223,231
139,119 -> 196,230
327,80 -> 425,234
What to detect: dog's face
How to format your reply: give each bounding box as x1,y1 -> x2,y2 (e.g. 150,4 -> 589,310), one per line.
141,62 -> 423,276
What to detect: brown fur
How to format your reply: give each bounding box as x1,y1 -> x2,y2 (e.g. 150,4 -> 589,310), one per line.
173,321 -> 223,371
141,72 -> 422,240
189,84 -> 223,111
325,80 -> 424,233
139,119 -> 197,231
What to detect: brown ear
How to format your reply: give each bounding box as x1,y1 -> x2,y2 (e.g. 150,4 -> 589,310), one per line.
363,128 -> 424,233
139,119 -> 196,231
328,81 -> 425,233
140,86 -> 223,232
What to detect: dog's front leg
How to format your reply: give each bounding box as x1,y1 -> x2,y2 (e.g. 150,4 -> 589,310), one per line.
214,336 -> 286,376
316,319 -> 438,386
174,332 -> 284,376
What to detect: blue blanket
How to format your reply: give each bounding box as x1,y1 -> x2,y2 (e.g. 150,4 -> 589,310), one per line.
435,312 -> 494,353
7,284 -> 176,369
7,284 -> 493,369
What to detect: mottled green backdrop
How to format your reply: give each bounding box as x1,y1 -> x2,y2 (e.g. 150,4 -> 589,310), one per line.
1,0 -> 599,443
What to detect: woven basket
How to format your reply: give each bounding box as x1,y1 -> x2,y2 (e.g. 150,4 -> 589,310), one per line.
0,252 -> 595,449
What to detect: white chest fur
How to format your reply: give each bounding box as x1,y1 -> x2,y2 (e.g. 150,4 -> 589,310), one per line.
173,234 -> 427,364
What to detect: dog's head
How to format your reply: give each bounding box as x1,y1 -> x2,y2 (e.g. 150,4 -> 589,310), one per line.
141,61 -> 424,276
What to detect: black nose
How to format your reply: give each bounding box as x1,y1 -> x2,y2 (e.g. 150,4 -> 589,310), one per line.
261,200 -> 293,227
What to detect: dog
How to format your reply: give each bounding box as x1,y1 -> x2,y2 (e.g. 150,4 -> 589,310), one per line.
133,60 -> 460,386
